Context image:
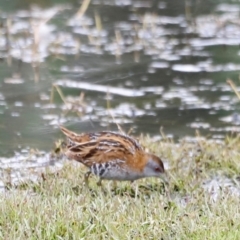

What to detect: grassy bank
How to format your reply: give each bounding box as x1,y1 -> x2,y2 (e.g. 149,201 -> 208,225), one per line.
1,136 -> 240,239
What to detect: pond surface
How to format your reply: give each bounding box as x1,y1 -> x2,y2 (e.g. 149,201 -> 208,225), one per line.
1,0 -> 240,159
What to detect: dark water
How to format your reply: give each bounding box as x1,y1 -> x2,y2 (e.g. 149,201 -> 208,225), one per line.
1,0 -> 240,158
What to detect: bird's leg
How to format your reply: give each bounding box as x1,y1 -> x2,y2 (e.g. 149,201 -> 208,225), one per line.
130,180 -> 135,188
97,178 -> 102,187
130,180 -> 138,197
84,171 -> 91,187
97,178 -> 108,195
112,180 -> 117,189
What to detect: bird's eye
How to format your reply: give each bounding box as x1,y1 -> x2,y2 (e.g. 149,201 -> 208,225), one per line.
154,167 -> 161,172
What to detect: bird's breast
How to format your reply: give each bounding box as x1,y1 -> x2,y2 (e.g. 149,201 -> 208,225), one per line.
90,160 -> 143,181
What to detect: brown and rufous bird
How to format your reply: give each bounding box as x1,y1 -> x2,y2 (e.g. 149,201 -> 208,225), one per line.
60,126 -> 167,186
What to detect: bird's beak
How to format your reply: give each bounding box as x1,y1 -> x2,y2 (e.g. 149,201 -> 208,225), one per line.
159,172 -> 169,184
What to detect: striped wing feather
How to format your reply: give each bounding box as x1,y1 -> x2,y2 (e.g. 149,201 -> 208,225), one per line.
60,126 -> 148,171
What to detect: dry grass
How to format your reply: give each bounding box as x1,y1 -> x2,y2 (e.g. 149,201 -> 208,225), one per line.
1,135 -> 240,239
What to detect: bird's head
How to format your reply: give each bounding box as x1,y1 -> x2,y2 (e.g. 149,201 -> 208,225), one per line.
144,153 -> 168,183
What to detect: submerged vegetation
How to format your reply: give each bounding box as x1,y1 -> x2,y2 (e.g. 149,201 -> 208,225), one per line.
1,135 -> 240,239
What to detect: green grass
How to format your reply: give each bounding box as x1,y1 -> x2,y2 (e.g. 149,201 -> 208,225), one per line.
1,136 -> 240,239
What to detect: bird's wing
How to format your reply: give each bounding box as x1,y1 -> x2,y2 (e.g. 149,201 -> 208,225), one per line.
60,126 -> 142,153
60,126 -> 146,170
60,126 -> 91,146
64,137 -> 135,167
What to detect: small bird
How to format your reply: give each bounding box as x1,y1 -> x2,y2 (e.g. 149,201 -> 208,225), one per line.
60,126 -> 167,186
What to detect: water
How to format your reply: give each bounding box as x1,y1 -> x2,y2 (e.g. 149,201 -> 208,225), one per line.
0,0 -> 240,159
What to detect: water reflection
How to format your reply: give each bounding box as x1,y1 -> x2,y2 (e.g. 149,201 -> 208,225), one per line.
0,0 -> 240,160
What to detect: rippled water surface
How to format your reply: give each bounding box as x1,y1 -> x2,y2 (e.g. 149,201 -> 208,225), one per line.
1,0 -> 240,159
